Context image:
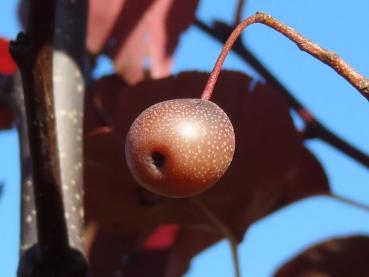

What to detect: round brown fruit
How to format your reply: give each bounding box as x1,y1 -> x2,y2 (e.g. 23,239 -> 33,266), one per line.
125,98 -> 235,198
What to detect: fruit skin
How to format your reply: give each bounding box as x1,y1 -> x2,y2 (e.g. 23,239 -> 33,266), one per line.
125,98 -> 235,198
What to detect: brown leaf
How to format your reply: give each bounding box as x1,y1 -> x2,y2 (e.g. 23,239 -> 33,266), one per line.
91,71 -> 330,234
84,127 -> 174,233
274,236 -> 369,277
86,224 -> 220,277
86,223 -> 181,277
84,71 -> 330,275
87,0 -> 199,84
84,128 -> 199,276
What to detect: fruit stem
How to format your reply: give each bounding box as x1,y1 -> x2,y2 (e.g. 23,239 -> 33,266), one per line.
191,198 -> 241,277
202,12 -> 369,102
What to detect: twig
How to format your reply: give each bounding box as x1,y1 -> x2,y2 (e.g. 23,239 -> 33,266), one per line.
10,0 -> 88,275
329,194 -> 369,213
303,122 -> 369,169
191,198 -> 241,277
195,17 -> 369,170
201,12 -> 369,102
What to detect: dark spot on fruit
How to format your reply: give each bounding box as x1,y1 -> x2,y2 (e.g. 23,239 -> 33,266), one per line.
151,151 -> 166,169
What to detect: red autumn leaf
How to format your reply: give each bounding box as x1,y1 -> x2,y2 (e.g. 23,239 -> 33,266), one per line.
84,71 -> 330,275
0,38 -> 17,75
87,0 -> 199,84
274,236 -> 369,277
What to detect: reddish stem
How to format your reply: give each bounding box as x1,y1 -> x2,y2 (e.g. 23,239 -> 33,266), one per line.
195,18 -> 369,170
202,12 -> 369,101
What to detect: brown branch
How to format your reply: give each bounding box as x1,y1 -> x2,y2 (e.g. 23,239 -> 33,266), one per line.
303,121 -> 369,169
10,0 -> 68,259
329,194 -> 369,212
195,17 -> 369,170
234,0 -> 245,25
201,12 -> 369,102
10,0 -> 88,275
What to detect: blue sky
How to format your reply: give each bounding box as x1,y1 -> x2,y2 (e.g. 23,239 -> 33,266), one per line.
1,1 -> 369,276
